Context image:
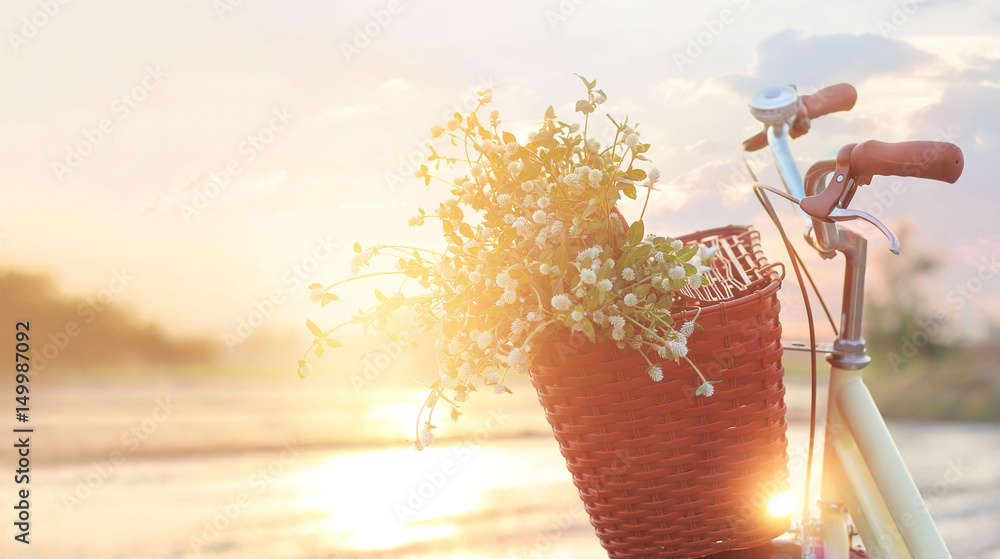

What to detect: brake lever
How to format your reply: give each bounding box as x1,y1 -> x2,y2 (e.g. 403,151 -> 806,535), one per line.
755,184 -> 901,254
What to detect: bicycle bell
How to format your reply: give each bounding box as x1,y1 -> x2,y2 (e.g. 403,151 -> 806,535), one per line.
749,85 -> 799,128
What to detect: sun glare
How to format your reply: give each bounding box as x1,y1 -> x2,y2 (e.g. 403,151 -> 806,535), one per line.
767,491 -> 796,517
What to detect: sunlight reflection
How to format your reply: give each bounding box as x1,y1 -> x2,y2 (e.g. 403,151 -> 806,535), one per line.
296,446 -> 485,551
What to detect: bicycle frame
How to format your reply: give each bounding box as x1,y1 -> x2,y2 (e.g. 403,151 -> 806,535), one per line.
761,114 -> 952,558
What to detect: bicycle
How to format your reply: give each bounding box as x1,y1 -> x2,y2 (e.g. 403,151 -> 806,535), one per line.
705,82 -> 964,559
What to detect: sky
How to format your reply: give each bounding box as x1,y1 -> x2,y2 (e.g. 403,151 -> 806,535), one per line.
1,0 -> 999,354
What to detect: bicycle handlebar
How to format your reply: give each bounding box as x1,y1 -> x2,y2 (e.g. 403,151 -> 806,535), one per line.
850,140 -> 964,185
743,83 -> 858,152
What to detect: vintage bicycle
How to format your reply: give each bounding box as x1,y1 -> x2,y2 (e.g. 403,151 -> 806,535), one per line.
704,82 -> 965,559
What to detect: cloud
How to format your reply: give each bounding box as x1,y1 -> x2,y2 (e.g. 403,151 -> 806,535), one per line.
720,30 -> 934,96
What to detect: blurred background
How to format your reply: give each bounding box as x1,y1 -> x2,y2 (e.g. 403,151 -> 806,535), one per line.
1,0 -> 998,557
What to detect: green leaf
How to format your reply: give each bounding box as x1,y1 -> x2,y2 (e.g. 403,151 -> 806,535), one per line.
502,131 -> 516,144
580,318 -> 596,343
314,345 -> 325,357
622,184 -> 637,200
676,246 -> 698,261
306,319 -> 323,337
459,222 -> 475,239
308,283 -> 322,290
325,338 -> 343,348
374,289 -> 388,303
324,293 -> 339,301
575,100 -> 594,114
548,146 -> 567,162
628,168 -> 647,182
498,227 -> 516,247
353,242 -> 362,254
627,220 -> 644,246
554,246 -> 568,272
544,105 -> 556,120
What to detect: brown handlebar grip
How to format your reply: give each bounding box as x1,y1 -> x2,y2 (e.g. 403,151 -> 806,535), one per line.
850,140 -> 964,184
743,83 -> 857,151
801,83 -> 858,119
743,131 -> 768,152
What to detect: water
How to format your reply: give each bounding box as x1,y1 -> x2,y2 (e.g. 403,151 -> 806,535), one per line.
1,376 -> 998,558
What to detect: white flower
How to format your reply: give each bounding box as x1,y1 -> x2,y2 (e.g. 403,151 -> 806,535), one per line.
297,362 -> 313,379
458,362 -> 473,381
588,169 -> 603,186
699,244 -> 720,262
680,321 -> 695,337
526,311 -> 542,322
586,138 -> 600,153
609,316 -> 625,330
497,289 -> 516,305
700,381 -> 715,397
477,331 -> 494,350
532,209 -> 547,224
644,168 -> 661,187
622,267 -> 636,281
580,268 -> 597,285
454,390 -> 468,403
571,309 -> 584,322
539,263 -> 551,275
470,165 -> 485,179
448,338 -> 464,355
408,215 -> 425,226
598,278 -> 613,292
309,286 -> 325,303
592,90 -> 607,104
689,275 -> 704,289
568,123 -> 580,133
670,240 -> 684,252
496,272 -> 517,290
505,141 -> 519,155
497,193 -> 511,206
624,293 -> 638,307
549,220 -> 566,237
478,88 -> 493,103
417,423 -> 435,450
439,373 -> 457,389
551,293 -> 572,311
537,196 -> 550,209
648,365 -> 663,382
493,382 -> 506,395
507,347 -> 530,372
514,216 -> 529,233
655,251 -> 665,264
668,338 -> 688,358
612,328 -> 625,341
469,270 -> 482,284
625,134 -> 640,149
668,266 -> 686,281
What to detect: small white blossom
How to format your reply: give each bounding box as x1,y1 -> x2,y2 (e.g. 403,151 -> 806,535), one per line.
551,293 -> 572,311
537,196 -> 550,209
668,266 -> 686,281
417,423 -> 435,450
408,215 -> 425,227
625,134 -> 640,149
539,263 -> 551,275
532,209 -> 547,224
493,383 -> 506,395
668,338 -> 688,358
477,331 -> 495,350
297,362 -> 313,379
598,279 -> 613,291
571,309 -> 584,322
580,268 -> 597,285
622,267 -> 636,281
609,316 -> 625,330
689,275 -> 704,289
670,240 -> 684,252
588,169 -> 603,186
681,321 -> 695,337
612,328 -> 625,341
648,365 -> 663,382
309,286 -> 325,303
624,293 -> 638,307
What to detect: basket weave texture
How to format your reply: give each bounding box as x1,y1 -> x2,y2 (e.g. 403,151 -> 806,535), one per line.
528,225 -> 789,559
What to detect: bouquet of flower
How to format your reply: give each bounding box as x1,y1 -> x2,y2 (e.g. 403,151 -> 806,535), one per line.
298,76 -> 718,449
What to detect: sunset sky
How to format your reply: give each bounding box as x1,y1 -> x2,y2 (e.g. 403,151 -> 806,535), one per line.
2,0 -> 998,352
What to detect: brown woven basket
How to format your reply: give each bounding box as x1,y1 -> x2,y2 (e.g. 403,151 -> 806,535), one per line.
529,225 -> 790,559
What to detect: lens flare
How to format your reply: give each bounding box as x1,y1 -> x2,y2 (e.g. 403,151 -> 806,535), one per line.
767,491 -> 796,517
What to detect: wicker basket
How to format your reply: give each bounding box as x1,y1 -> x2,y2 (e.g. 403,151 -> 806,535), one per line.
529,225 -> 790,559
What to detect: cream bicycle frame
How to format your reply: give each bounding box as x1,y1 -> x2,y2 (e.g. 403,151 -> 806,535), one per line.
753,95 -> 953,558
